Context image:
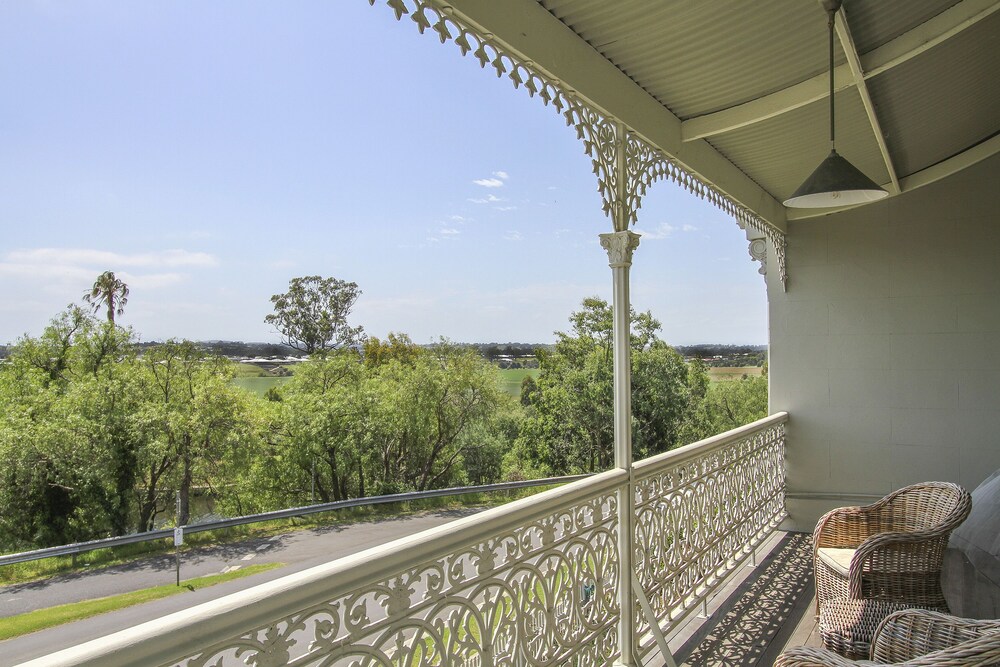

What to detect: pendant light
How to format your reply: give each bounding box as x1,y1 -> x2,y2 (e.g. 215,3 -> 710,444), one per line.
783,0 -> 887,208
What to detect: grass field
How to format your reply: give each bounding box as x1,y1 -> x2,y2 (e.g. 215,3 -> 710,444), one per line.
498,368 -> 540,397
707,366 -> 764,382
0,563 -> 283,641
233,362 -> 271,378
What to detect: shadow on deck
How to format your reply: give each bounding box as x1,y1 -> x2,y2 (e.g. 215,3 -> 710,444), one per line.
669,531 -> 821,666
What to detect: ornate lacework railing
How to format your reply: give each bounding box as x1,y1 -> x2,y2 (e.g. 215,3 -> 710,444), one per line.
21,414 -> 787,667
632,413 -> 787,659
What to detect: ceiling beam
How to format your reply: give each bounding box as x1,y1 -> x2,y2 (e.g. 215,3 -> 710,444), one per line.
682,0 -> 999,142
444,0 -> 788,232
835,6 -> 899,194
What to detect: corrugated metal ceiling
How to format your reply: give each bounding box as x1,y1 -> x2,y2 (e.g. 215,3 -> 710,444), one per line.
845,0 -> 961,53
535,0 -> 999,206
867,11 -> 1000,175
540,0 -> 833,119
708,90 -> 890,202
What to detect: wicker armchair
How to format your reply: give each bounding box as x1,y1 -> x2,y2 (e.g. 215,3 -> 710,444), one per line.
775,608 -> 1000,666
814,481 -> 972,613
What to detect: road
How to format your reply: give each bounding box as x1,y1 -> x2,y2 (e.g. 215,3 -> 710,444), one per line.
0,508 -> 482,666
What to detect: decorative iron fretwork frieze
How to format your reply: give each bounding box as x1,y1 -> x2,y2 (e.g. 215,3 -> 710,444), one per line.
368,0 -> 787,287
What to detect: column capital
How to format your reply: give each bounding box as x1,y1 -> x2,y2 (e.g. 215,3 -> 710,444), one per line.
599,230 -> 641,268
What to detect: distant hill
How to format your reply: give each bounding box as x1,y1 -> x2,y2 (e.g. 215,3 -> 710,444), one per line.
137,340 -> 305,359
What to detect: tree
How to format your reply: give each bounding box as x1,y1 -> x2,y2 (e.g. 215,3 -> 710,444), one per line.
509,298 -> 703,476
83,271 -> 129,324
140,341 -> 258,526
0,310 -> 146,548
265,276 -> 365,354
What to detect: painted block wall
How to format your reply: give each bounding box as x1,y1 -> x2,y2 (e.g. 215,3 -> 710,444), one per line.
768,153 -> 1000,531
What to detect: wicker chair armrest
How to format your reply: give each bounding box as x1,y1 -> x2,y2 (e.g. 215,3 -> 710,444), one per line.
871,609 -> 1000,663
775,646 -> 878,667
814,505 -> 879,551
847,529 -> 948,598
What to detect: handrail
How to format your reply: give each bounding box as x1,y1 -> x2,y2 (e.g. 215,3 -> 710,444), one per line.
0,474 -> 591,568
632,411 -> 788,478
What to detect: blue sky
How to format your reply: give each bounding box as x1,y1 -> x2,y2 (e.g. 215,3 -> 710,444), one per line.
0,1 -> 767,346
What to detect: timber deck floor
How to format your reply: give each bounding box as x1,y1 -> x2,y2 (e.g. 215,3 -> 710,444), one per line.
663,530 -> 823,666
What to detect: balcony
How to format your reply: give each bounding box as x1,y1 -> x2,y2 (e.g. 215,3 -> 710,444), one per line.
20,414 -> 805,666
9,1 -> 999,664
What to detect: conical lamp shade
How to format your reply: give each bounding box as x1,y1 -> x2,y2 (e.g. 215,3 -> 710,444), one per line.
784,149 -> 888,208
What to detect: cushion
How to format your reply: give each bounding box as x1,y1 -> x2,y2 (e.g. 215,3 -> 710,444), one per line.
942,469 -> 1000,618
818,547 -> 856,578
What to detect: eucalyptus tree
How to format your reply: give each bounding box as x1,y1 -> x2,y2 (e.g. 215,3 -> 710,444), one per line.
83,270 -> 129,324
265,276 -> 365,354
509,298 -> 703,477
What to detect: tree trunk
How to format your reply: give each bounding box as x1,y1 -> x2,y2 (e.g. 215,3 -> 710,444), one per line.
179,435 -> 192,525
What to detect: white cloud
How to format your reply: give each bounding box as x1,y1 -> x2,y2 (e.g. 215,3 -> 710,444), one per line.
473,178 -> 504,188
472,171 -> 509,187
495,206 -> 517,212
439,228 -> 461,235
632,222 -> 677,240
468,194 -> 504,204
682,224 -> 698,232
504,231 -> 523,241
5,247 -> 218,268
449,215 -> 468,222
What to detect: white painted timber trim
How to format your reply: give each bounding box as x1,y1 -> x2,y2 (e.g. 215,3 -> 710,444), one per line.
835,7 -> 900,194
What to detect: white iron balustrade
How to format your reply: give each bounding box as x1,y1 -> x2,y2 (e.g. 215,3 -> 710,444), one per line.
632,415 -> 787,660
20,413 -> 787,667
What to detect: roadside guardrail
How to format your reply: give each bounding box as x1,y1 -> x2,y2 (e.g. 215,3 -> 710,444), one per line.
0,474 -> 590,567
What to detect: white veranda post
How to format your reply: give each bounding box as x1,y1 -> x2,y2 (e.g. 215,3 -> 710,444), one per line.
601,230 -> 641,666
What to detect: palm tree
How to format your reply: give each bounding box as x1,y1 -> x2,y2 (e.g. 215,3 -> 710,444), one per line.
84,271 -> 129,324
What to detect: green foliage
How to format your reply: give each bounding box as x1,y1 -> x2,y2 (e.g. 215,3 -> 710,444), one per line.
507,298 -> 748,477
265,276 -> 365,353
0,294 -> 766,554
227,340 -> 512,513
0,311 -> 267,551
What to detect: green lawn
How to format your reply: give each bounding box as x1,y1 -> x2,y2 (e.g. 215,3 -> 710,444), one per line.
231,375 -> 292,396
498,368 -> 540,398
0,562 -> 283,641
706,366 -> 763,382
